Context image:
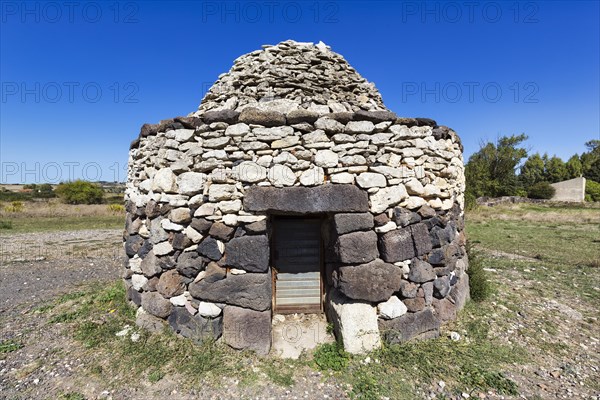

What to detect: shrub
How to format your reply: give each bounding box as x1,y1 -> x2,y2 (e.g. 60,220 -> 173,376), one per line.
107,204 -> 125,213
527,181 -> 555,199
0,220 -> 13,229
55,180 -> 104,204
464,190 -> 478,211
466,244 -> 491,302
585,179 -> 600,202
4,201 -> 24,212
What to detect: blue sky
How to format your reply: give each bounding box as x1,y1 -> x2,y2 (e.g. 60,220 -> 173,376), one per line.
1,0 -> 599,183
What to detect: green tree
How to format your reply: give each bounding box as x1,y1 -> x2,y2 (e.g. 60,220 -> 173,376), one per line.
465,134 -> 529,198
582,140 -> 600,181
565,155 -> 583,179
519,153 -> 545,187
544,155 -> 568,183
55,180 -> 104,204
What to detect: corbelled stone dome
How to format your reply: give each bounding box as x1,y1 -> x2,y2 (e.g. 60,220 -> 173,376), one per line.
195,40 -> 388,115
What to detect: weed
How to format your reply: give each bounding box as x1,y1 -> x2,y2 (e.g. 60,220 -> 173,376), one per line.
4,201 -> 24,213
0,339 -> 23,354
466,244 -> 491,302
107,204 -> 125,214
313,342 -> 349,371
148,369 -> 164,383
0,220 -> 12,229
262,361 -> 295,386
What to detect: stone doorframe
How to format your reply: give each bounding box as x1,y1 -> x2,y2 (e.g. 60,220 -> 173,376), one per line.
243,184 -> 371,315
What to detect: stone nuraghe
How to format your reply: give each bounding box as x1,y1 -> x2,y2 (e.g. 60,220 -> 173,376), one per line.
124,40 -> 469,355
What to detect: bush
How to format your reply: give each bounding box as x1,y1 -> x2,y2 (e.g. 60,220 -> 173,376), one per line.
585,179 -> 600,202
4,201 -> 24,212
527,181 -> 555,199
55,180 -> 104,204
466,244 -> 491,302
464,190 -> 478,211
0,220 -> 12,229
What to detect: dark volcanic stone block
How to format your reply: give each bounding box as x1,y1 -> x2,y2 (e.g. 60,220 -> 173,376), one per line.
335,230 -> 378,264
188,271 -> 272,311
157,270 -> 185,298
168,307 -> 222,342
379,309 -> 440,344
202,109 -> 240,124
176,251 -> 204,278
430,224 -> 456,248
245,220 -> 266,234
125,234 -> 144,257
141,291 -> 173,319
408,258 -> 436,283
336,259 -> 401,302
225,235 -> 269,272
190,217 -> 213,233
333,213 -> 374,235
353,109 -> 398,123
197,237 -> 223,261
239,107 -> 286,127
433,276 -> 451,298
244,185 -> 369,214
286,109 -> 319,124
223,306 -> 271,355
378,228 -> 414,262
209,222 -> 235,241
410,223 -> 432,256
393,207 -> 421,227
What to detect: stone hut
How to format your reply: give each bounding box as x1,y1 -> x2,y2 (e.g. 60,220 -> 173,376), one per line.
124,40 -> 469,355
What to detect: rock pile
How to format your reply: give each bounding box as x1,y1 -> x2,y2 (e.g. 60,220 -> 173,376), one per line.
125,40 -> 468,355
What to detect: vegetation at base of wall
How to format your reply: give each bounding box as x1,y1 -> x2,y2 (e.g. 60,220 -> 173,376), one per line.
55,180 -> 104,205
465,244 -> 491,302
585,179 -> 600,202
527,181 -> 556,199
313,341 -> 349,371
3,201 -> 25,213
107,204 -> 125,213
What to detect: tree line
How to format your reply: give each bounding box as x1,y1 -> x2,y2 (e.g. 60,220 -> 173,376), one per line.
465,135 -> 600,207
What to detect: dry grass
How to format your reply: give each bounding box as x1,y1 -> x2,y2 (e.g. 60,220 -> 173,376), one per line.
0,199 -> 124,233
467,202 -> 600,224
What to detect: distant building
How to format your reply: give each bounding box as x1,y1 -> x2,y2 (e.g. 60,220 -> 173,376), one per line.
551,177 -> 586,202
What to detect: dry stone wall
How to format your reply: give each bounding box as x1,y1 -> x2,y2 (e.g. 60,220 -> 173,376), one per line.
124,40 -> 469,355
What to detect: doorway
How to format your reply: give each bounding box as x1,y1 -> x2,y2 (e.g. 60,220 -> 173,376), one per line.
272,217 -> 323,314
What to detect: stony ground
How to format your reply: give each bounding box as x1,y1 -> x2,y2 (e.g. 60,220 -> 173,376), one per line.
1,216 -> 599,399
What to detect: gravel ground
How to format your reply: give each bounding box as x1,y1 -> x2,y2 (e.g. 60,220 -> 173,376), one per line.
1,230 -> 599,400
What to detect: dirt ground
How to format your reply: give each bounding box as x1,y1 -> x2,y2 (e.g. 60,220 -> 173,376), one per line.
1,227 -> 599,400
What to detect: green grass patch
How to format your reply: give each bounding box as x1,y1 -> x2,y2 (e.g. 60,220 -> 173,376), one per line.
313,341 -> 349,371
0,220 -> 13,229
0,339 -> 23,354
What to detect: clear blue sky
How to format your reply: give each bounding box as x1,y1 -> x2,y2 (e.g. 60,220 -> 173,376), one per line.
1,0 -> 599,183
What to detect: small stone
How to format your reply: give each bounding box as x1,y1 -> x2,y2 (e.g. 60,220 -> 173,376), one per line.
161,219 -> 184,232
356,172 -> 386,188
370,185 -> 408,214
170,207 -> 192,224
268,164 -> 296,187
176,172 -> 206,195
314,150 -> 339,167
157,270 -> 185,298
299,167 -> 325,186
375,221 -> 397,233
233,161 -> 267,183
131,274 -> 148,291
330,172 -> 354,184
271,136 -> 300,149
314,117 -> 345,134
225,123 -> 250,136
142,292 -> 173,319
153,241 -> 174,256
197,301 -> 222,318
408,258 -> 436,283
170,293 -> 188,306
345,120 -> 375,134
197,237 -> 224,261
217,199 -> 242,214
208,222 -> 235,241
184,226 -> 203,243
377,296 -> 408,320
152,168 -> 178,193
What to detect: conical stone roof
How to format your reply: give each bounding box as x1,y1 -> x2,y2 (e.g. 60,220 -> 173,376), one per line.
195,40 -> 388,115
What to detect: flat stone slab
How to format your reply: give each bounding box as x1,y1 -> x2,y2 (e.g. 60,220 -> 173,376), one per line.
244,184 -> 368,214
